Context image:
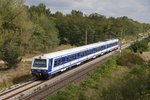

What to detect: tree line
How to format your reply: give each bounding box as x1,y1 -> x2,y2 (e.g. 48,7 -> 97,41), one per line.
0,0 -> 150,68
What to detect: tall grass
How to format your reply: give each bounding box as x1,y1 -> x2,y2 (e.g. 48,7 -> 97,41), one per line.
0,61 -> 31,90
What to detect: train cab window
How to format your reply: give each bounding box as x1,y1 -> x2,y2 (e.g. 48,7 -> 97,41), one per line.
33,59 -> 47,68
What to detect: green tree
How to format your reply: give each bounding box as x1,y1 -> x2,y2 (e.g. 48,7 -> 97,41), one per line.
28,3 -> 59,51
130,40 -> 149,54
117,52 -> 145,67
0,43 -> 22,69
0,0 -> 33,53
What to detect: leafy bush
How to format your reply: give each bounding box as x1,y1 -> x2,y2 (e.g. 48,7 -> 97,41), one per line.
81,58 -> 117,89
130,40 -> 149,54
0,43 -> 22,69
48,84 -> 80,100
101,65 -> 150,100
117,52 -> 145,67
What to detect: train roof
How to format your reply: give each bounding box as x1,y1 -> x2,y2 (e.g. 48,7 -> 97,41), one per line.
33,39 -> 119,59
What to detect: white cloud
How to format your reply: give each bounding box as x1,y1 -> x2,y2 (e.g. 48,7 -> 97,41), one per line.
26,0 -> 150,23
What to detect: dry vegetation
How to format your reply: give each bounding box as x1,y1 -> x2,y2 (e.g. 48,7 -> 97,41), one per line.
141,51 -> 150,61
0,61 -> 31,90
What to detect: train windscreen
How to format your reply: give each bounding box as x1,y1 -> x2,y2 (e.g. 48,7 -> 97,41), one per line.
33,59 -> 47,68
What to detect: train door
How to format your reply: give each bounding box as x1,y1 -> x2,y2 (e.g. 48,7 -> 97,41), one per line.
48,59 -> 52,74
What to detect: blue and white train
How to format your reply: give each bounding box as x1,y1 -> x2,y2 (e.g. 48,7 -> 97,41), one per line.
31,39 -> 119,79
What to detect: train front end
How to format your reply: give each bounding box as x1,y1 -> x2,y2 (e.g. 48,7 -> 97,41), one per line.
31,56 -> 51,79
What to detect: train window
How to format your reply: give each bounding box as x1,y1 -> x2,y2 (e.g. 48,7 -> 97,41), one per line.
71,56 -> 73,60
66,57 -> 69,62
84,51 -> 86,56
99,47 -> 101,51
33,59 -> 47,68
92,49 -> 94,53
103,46 -> 105,49
90,50 -> 92,54
82,52 -> 84,56
96,48 -> 98,52
74,54 -> 76,59
69,56 -> 72,61
76,54 -> 78,58
86,51 -> 88,55
93,49 -> 95,53
101,46 -> 104,50
73,55 -> 75,60
79,53 -> 82,57
72,55 -> 74,60
54,60 -> 58,67
96,48 -> 99,51
78,53 -> 80,57
57,59 -> 61,65
67,56 -> 71,61
81,52 -> 84,56
62,57 -> 65,63
84,51 -> 88,56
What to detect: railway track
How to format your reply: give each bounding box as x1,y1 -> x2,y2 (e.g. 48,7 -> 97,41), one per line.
0,78 -> 48,100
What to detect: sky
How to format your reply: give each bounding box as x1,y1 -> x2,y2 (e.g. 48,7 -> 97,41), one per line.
26,0 -> 150,23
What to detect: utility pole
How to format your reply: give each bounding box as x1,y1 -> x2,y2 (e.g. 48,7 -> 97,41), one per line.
85,30 -> 87,45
